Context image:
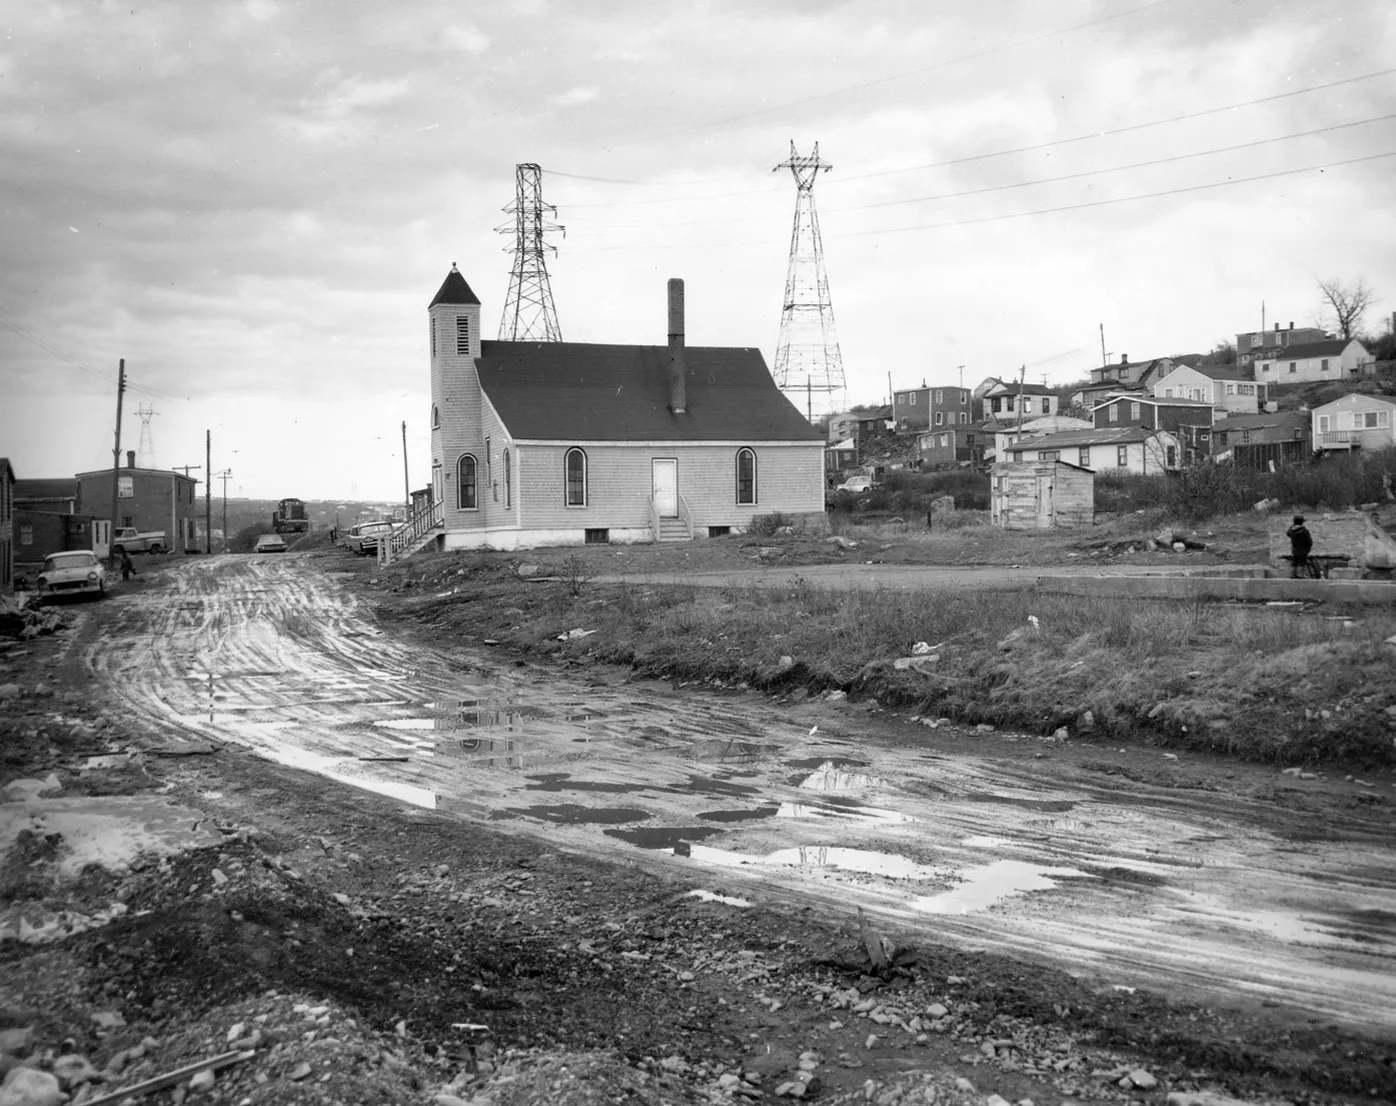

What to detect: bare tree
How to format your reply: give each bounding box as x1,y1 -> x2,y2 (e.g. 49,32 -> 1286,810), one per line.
1317,278 -> 1376,341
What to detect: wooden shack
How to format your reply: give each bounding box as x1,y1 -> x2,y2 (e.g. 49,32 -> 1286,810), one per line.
990,460 -> 1094,530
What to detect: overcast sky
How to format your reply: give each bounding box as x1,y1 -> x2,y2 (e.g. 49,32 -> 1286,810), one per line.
3,0 -> 1394,500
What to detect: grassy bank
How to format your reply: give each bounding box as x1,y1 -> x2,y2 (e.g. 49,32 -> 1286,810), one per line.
368,549 -> 1396,768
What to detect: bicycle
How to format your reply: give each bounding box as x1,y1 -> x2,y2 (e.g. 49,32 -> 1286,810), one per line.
1284,554 -> 1323,579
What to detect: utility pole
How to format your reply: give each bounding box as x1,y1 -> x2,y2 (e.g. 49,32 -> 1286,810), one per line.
173,464 -> 202,479
213,470 -> 233,552
1099,324 -> 1107,369
106,359 -> 126,568
958,365 -> 964,390
401,421 -> 410,510
1016,364 -> 1026,438
205,430 -> 212,555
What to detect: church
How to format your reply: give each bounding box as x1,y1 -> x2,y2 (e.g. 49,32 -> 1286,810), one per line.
424,265 -> 827,551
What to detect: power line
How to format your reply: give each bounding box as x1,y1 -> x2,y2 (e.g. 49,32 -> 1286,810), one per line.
836,65 -> 1396,183
606,0 -> 1176,148
0,311 -> 188,400
545,64 -> 1396,212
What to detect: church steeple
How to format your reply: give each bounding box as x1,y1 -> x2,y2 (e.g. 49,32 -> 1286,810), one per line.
429,263 -> 481,308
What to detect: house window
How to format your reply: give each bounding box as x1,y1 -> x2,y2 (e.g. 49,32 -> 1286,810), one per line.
456,316 -> 470,355
959,412 -> 968,424
1165,388 -> 1174,397
935,390 -> 943,404
735,448 -> 756,505
1363,411 -> 1390,429
1166,445 -> 1177,467
934,411 -> 943,426
431,405 -> 439,429
1109,404 -> 1119,422
940,433 -> 949,448
1078,447 -> 1091,467
1130,402 -> 1141,421
1041,397 -> 1050,414
1040,450 -> 1059,462
1289,361 -> 1297,374
908,393 -> 915,405
1320,359 -> 1330,371
1117,445 -> 1129,467
457,454 -> 477,510
1225,384 -> 1234,395
565,448 -> 587,506
430,319 -> 436,358
485,436 -> 492,492
960,391 -> 967,404
118,476 -> 133,498
502,448 -> 511,507
19,524 -> 32,545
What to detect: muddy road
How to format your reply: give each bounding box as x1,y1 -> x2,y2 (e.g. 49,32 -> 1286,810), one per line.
85,555 -> 1396,1039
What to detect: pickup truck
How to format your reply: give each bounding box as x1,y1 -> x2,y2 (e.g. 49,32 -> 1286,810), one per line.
111,527 -> 166,555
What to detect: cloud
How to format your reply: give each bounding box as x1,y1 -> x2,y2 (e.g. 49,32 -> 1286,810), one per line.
444,24 -> 491,55
305,72 -> 412,119
243,0 -> 278,23
549,85 -> 599,109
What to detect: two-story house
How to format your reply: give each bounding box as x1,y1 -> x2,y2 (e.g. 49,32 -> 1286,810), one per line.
1235,322 -> 1328,367
1255,339 -> 1372,386
891,384 -> 972,432
1077,355 -> 1182,410
1311,393 -> 1396,453
1152,365 -> 1268,416
980,380 -> 1059,423
1002,426 -> 1181,474
75,454 -> 200,553
1093,395 -> 1214,462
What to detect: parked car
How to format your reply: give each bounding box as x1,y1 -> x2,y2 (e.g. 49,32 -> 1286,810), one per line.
111,526 -> 166,554
835,475 -> 878,493
36,550 -> 106,600
254,533 -> 288,553
342,521 -> 395,556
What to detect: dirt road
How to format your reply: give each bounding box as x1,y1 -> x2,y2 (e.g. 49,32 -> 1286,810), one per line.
85,555 -> 1396,1037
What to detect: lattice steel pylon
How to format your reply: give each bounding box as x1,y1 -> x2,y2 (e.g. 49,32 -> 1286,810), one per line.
496,163 -> 565,341
135,404 -> 158,469
772,141 -> 845,422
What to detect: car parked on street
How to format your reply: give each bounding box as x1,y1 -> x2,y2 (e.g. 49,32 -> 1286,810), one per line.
36,551 -> 106,600
834,475 -> 879,493
254,534 -> 288,553
342,521 -> 395,556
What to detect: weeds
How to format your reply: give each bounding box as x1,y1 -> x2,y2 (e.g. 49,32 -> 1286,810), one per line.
748,512 -> 796,537
562,553 -> 591,598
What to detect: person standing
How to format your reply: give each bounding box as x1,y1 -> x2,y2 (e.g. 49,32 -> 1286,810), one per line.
1286,515 -> 1313,577
120,549 -> 138,582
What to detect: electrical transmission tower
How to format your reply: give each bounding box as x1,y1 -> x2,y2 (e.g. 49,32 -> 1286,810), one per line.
135,404 -> 158,468
773,141 -> 846,422
496,164 -> 564,341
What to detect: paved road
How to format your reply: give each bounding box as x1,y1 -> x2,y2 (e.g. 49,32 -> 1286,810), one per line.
83,555 -> 1396,1034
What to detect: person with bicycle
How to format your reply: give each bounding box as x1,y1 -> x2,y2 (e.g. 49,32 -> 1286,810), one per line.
1286,515 -> 1313,578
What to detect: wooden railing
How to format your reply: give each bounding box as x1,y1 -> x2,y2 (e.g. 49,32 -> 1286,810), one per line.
676,493 -> 693,540
378,497 -> 445,566
647,497 -> 661,543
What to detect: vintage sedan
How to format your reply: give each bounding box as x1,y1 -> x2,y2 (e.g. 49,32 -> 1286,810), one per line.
342,520 -> 396,556
36,551 -> 106,600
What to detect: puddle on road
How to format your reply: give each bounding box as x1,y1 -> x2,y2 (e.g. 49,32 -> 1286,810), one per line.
786,756 -> 869,770
965,792 -> 1077,813
605,826 -> 727,849
796,763 -> 887,791
696,807 -> 781,822
686,889 -> 753,908
437,737 -> 526,769
525,773 -> 643,794
507,804 -> 651,825
673,774 -> 761,798
776,801 -> 917,824
912,860 -> 1090,914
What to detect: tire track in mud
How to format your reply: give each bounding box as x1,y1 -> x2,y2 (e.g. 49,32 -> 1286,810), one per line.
83,556 -> 1396,1036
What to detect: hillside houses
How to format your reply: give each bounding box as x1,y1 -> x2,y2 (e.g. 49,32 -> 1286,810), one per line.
1152,364 -> 1268,415
1254,338 -> 1372,386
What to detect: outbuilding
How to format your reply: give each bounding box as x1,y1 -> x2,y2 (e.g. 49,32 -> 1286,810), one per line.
990,460 -> 1094,530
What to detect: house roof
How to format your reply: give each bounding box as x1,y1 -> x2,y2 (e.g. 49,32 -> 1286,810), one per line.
75,467 -> 199,483
1091,396 -> 1211,411
0,458 -> 13,484
1007,426 -> 1167,451
1256,338 -> 1356,361
985,381 -> 1056,396
14,478 -> 75,500
1311,392 -> 1396,414
428,265 -> 481,308
1169,364 -> 1253,381
474,341 -> 825,443
857,406 -> 892,420
1214,411 -> 1309,433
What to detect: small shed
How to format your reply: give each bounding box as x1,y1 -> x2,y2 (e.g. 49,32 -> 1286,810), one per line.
990,460 -> 1094,530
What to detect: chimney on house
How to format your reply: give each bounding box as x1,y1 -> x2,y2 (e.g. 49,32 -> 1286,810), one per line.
1120,354 -> 1128,365
126,450 -> 135,469
667,277 -> 687,415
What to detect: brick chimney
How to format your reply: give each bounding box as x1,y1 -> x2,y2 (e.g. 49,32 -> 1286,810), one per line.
127,450 -> 135,468
1120,354 -> 1128,365
667,278 -> 687,415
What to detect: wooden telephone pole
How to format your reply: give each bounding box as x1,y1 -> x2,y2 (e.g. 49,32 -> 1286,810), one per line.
401,421 -> 410,509
106,360 -> 126,567
205,431 -> 212,554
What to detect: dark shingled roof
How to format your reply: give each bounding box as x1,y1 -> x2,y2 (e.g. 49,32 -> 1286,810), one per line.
475,341 -> 824,443
1255,338 -> 1353,360
429,266 -> 481,308
14,478 -> 75,501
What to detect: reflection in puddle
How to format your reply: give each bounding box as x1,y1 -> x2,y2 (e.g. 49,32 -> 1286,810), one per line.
684,843 -> 938,880
507,804 -> 651,825
689,739 -> 785,763
786,756 -> 869,770
913,860 -> 1089,914
438,737 -> 526,770
674,774 -> 761,798
798,762 -> 886,791
686,889 -> 753,908
605,825 -> 727,849
525,773 -> 642,794
776,802 -> 916,824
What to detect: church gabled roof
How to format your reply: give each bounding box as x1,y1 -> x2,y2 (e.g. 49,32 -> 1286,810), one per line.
475,341 -> 825,443
429,265 -> 481,308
